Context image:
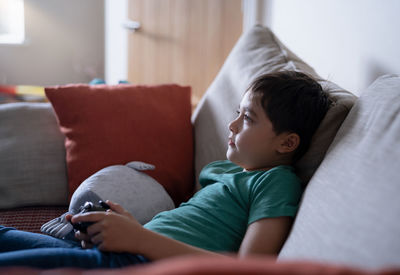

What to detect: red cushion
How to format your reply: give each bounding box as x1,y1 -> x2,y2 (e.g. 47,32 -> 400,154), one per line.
45,84 -> 194,205
2,256 -> 399,274
117,256 -> 400,275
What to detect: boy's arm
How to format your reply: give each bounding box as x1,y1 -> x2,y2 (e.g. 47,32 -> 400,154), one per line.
133,216 -> 292,259
136,227 -> 229,260
72,201 -> 291,259
71,201 -> 229,260
238,216 -> 293,256
139,216 -> 292,259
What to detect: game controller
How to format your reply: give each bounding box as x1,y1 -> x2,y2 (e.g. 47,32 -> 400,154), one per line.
70,201 -> 110,233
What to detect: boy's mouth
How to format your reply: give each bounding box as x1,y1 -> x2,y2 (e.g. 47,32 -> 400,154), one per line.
228,138 -> 235,146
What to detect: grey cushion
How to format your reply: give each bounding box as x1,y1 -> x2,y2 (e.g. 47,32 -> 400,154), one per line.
0,102 -> 68,208
41,161 -> 175,239
278,75 -> 400,269
191,24 -> 356,188
69,161 -> 175,224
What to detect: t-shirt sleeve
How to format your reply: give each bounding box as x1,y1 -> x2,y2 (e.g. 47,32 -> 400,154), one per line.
248,169 -> 302,225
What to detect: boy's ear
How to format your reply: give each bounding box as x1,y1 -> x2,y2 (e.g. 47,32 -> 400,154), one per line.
277,133 -> 300,153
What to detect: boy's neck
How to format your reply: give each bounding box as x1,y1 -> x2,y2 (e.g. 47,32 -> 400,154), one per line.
242,160 -> 293,172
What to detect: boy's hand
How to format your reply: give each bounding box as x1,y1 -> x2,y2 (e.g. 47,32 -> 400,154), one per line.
71,200 -> 144,253
66,213 -> 95,248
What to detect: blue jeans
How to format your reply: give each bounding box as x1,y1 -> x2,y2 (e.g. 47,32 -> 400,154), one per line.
0,226 -> 150,269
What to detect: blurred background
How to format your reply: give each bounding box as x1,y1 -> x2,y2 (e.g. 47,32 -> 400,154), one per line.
0,0 -> 399,103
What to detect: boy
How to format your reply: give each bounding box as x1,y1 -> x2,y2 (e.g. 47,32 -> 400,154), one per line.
0,71 -> 331,268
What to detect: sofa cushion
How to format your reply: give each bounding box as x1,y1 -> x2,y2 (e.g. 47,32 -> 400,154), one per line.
278,75 -> 400,269
45,84 -> 194,206
191,24 -> 356,188
0,103 -> 68,208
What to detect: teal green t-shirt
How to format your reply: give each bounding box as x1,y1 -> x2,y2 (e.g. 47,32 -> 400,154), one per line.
144,160 -> 302,252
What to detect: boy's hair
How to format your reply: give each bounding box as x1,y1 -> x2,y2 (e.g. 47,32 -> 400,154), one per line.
247,71 -> 332,162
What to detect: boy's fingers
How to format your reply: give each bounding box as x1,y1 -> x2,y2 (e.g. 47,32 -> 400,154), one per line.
106,200 -> 125,214
90,232 -> 103,245
71,212 -> 106,223
75,230 -> 91,242
86,221 -> 103,236
65,214 -> 73,222
81,240 -> 94,249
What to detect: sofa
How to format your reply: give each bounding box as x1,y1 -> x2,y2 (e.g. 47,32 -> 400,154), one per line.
0,25 -> 399,274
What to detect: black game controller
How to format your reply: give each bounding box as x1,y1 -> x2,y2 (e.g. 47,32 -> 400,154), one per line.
70,201 -> 110,233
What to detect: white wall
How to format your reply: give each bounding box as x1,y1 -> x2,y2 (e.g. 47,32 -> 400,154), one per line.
0,0 -> 104,86
259,0 -> 400,95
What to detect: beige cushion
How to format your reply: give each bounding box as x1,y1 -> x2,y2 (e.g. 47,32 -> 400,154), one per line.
191,25 -> 356,188
295,80 -> 356,183
279,75 -> 400,269
0,103 -> 68,208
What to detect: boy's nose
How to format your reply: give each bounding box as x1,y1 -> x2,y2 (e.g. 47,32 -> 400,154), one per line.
228,119 -> 238,133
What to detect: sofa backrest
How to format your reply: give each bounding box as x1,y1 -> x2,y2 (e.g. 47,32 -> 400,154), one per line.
278,75 -> 400,269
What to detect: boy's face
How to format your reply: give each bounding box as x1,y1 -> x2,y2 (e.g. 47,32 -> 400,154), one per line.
226,91 -> 294,171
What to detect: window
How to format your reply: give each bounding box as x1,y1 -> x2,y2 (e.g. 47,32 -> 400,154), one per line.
0,0 -> 25,44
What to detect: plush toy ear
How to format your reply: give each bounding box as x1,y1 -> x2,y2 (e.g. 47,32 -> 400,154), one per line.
126,161 -> 155,171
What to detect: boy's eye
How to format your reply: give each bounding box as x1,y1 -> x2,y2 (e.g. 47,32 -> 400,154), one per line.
236,109 -> 253,122
244,114 -> 253,122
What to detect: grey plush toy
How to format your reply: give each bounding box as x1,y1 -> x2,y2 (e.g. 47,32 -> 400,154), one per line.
41,161 -> 175,239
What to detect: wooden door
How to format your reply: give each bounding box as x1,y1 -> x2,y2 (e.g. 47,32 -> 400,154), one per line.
127,0 -> 243,109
